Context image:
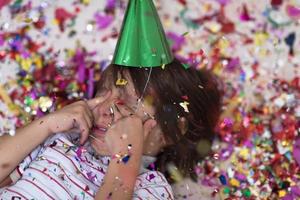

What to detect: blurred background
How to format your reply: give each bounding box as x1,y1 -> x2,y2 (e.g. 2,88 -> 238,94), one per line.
0,0 -> 299,199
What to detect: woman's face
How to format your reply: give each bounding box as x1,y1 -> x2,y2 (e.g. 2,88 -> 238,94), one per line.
90,71 -> 165,156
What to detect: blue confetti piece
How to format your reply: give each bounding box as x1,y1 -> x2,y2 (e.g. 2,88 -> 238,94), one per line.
219,175 -> 227,185
122,155 -> 130,163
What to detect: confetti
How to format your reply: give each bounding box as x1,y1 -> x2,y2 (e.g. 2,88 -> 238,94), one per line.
167,163 -> 183,182
115,78 -> 128,86
179,101 -> 189,113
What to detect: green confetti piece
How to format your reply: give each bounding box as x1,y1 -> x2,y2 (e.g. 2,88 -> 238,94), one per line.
181,32 -> 189,37
223,187 -> 231,194
24,96 -> 34,106
182,63 -> 190,69
242,188 -> 251,197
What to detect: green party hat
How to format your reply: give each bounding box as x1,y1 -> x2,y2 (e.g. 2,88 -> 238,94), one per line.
112,0 -> 174,67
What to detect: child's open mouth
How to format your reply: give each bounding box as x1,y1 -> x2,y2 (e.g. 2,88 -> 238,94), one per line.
92,125 -> 108,136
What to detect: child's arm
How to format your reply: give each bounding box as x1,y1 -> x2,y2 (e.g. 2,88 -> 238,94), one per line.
0,176 -> 13,188
0,116 -> 52,183
95,115 -> 156,200
0,92 -> 111,184
95,144 -> 143,200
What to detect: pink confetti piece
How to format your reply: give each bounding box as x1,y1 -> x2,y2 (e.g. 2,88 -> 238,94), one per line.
286,5 -> 300,19
293,138 -> 300,166
94,12 -> 114,29
55,8 -> 75,32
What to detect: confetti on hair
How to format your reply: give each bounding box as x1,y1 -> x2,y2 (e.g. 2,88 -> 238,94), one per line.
179,101 -> 189,113
181,95 -> 189,101
182,63 -> 190,69
116,78 -> 128,86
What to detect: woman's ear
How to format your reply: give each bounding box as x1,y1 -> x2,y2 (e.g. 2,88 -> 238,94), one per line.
177,117 -> 188,135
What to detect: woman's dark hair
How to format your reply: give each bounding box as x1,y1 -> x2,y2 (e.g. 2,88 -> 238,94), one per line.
95,58 -> 223,182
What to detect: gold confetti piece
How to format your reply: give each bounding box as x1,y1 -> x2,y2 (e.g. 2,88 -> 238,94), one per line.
278,190 -> 286,197
0,84 -> 13,105
179,101 -> 189,113
144,95 -> 154,106
81,0 -> 90,5
24,18 -> 33,23
21,58 -> 33,71
239,148 -> 250,160
33,54 -> 43,69
116,78 -> 128,86
254,32 -> 269,46
167,163 -> 183,182
52,19 -> 59,25
161,64 -> 166,69
229,178 -> 240,187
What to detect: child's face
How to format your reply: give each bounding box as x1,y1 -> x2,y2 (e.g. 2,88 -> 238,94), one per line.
90,71 -> 165,156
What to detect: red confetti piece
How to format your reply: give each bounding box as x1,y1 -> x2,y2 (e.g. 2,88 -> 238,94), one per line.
55,8 -> 75,32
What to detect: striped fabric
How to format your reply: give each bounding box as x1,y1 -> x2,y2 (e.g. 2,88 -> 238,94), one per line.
0,133 -> 174,200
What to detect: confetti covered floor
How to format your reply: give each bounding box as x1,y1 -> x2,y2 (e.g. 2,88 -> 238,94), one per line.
0,0 -> 299,199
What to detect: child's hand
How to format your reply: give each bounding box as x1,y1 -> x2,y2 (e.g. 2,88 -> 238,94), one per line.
105,116 -> 144,155
45,91 -> 111,144
104,103 -> 157,157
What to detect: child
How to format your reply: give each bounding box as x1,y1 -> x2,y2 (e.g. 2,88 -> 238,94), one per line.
0,0 -> 223,199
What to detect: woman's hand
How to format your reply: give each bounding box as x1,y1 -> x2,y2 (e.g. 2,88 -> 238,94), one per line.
45,91 -> 111,144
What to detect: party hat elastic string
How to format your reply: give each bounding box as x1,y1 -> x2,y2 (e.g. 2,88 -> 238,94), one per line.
134,67 -> 153,114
